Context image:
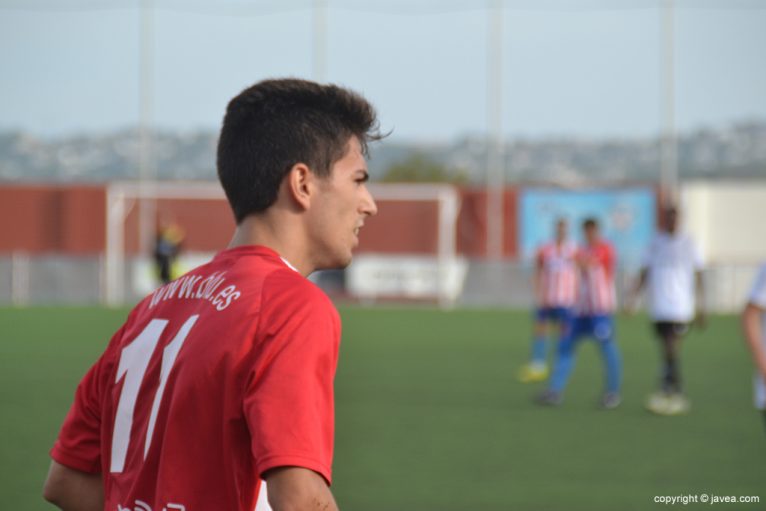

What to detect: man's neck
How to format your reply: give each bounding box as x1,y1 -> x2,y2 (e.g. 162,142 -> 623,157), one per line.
228,213 -> 313,276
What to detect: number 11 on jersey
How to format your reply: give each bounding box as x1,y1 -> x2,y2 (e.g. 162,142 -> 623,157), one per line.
110,315 -> 199,473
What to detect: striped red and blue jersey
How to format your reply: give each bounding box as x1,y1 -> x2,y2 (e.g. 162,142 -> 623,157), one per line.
575,241 -> 616,316
535,241 -> 579,308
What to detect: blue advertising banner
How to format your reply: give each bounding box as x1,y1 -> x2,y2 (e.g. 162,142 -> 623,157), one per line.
519,187 -> 656,266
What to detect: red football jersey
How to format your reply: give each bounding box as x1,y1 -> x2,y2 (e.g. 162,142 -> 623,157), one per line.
575,241 -> 616,315
51,245 -> 340,511
535,241 -> 578,308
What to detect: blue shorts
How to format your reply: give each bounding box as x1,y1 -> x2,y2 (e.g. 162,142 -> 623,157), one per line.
566,315 -> 614,343
535,306 -> 574,324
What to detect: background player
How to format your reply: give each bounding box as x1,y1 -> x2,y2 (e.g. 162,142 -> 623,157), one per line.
537,217 -> 622,409
153,219 -> 185,285
42,79 -> 380,511
741,261 -> 766,431
518,218 -> 578,383
626,206 -> 705,415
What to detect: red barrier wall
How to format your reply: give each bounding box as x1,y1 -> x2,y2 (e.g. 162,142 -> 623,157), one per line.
0,184 -> 521,258
357,200 -> 440,255
0,185 -> 105,253
122,199 -> 235,254
455,188 -> 518,258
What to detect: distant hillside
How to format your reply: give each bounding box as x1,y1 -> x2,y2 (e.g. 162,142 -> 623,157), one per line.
1,121 -> 764,184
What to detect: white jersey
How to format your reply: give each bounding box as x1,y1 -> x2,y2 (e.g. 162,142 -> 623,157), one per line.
641,232 -> 703,322
747,263 -> 766,410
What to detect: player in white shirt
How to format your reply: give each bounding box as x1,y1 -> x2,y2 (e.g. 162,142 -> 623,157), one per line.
627,206 -> 705,415
741,262 -> 766,431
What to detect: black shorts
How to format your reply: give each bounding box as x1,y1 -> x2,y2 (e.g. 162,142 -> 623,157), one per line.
653,321 -> 690,339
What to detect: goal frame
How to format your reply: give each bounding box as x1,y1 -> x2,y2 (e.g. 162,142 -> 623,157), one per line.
104,181 -> 462,306
351,183 -> 462,306
104,181 -> 225,306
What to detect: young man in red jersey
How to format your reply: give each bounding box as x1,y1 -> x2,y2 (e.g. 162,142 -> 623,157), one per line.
43,79 -> 380,511
518,218 -> 578,383
537,218 -> 622,409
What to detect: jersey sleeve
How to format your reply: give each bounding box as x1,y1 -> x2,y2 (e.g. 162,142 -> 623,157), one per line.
600,243 -> 616,277
748,263 -> 766,309
50,324 -> 125,474
244,272 -> 341,485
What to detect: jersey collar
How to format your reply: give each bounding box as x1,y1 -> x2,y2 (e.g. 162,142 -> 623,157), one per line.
279,256 -> 299,273
217,245 -> 300,273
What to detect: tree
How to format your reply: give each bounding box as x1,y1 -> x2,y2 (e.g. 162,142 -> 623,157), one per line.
380,152 -> 468,183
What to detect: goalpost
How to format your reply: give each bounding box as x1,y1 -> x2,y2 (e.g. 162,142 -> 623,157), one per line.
104,181 -> 465,307
346,183 -> 465,306
104,181 -> 225,306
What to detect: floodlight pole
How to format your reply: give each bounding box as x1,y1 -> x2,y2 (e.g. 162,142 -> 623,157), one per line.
660,0 -> 677,206
138,0 -> 156,260
486,0 -> 505,260
313,0 -> 328,82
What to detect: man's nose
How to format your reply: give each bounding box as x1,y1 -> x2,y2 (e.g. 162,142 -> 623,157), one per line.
361,188 -> 377,217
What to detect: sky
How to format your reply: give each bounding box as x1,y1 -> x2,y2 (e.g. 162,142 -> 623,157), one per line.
1,0 -> 765,142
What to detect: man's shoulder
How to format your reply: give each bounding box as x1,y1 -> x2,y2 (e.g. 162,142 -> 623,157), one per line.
262,268 -> 336,314
134,247 -> 297,320
557,241 -> 578,257
654,231 -> 696,247
643,234 -> 668,263
751,263 -> 766,290
679,233 -> 699,250
537,242 -> 553,255
668,232 -> 701,260
598,241 -> 616,255
258,270 -> 340,342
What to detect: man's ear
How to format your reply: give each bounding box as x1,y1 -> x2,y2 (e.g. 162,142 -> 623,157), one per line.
285,163 -> 314,210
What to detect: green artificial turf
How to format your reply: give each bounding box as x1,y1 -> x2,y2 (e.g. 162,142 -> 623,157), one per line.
1,306 -> 763,510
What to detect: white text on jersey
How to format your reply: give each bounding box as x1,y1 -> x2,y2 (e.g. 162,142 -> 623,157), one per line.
149,271 -> 241,311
